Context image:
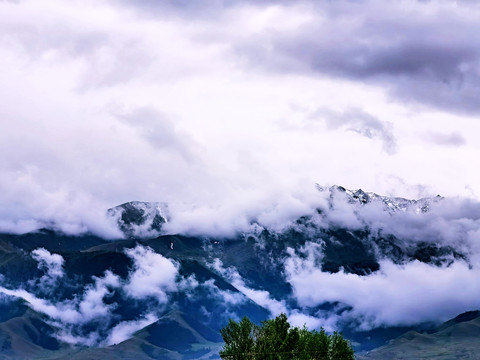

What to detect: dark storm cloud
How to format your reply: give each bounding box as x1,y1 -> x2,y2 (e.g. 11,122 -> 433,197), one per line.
311,107 -> 396,154
232,0 -> 480,115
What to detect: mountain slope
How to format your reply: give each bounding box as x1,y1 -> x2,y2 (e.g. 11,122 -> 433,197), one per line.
56,311 -> 223,360
0,187 -> 478,358
359,311 -> 480,360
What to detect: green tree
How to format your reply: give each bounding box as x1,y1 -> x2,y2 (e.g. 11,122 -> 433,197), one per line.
296,326 -> 330,360
329,331 -> 355,360
220,316 -> 256,360
255,313 -> 299,359
219,314 -> 354,360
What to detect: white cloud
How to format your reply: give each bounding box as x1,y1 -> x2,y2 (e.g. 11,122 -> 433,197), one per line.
0,286 -> 84,323
285,248 -> 480,330
288,311 -> 339,333
199,279 -> 246,306
105,313 -> 158,346
124,245 -> 179,302
78,271 -> 121,321
0,0 -> 479,237
210,259 -> 287,316
209,258 -> 342,332
31,248 -> 65,287
55,331 -> 102,347
0,245 -> 190,346
0,269 -> 120,325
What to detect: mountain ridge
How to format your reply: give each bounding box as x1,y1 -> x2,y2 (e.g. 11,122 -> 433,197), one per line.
359,310 -> 480,360
0,185 -> 477,359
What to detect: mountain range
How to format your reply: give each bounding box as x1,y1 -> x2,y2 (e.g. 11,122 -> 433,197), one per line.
0,185 -> 478,359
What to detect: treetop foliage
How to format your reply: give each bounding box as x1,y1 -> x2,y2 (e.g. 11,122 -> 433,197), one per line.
219,313 -> 355,360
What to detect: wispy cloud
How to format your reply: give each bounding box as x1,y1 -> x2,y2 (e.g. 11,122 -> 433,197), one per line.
31,248 -> 65,288
424,131 -> 467,147
210,258 -> 287,316
0,245 -> 184,346
105,313 -> 158,346
311,107 -> 397,155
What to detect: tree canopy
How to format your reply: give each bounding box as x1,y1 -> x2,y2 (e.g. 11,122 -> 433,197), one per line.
219,313 -> 354,360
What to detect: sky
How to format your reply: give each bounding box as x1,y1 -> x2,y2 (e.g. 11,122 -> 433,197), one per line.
1,0 -> 480,233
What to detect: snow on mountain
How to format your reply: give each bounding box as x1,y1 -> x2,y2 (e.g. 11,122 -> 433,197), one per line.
1,186 -> 480,359
107,201 -> 169,238
316,184 -> 443,214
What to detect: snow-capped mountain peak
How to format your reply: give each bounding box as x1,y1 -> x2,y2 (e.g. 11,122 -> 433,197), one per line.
107,201 -> 169,238
316,184 -> 443,214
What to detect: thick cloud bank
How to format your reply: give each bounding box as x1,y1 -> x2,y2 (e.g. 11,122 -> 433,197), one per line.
207,191 -> 480,331
198,187 -> 480,332
1,0 -> 480,238
285,251 -> 480,330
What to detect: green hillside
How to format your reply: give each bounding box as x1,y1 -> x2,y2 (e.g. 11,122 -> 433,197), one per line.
359,311 -> 480,360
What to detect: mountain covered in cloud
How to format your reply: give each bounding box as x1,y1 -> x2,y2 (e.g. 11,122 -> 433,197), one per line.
0,186 -> 479,359
316,184 -> 443,213
107,201 -> 169,238
2,1 -> 480,359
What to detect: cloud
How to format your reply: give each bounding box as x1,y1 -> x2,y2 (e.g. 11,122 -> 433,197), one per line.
0,269 -> 120,325
31,248 -> 65,286
11,187 -> 480,336
0,286 -> 84,323
208,257 -> 342,332
0,219 -> 44,235
123,245 -> 179,302
105,313 -> 158,346
285,248 -> 480,330
0,0 -> 152,90
424,131 -> 467,146
78,271 -> 121,321
272,189 -> 480,332
186,188 -> 480,331
55,331 -> 103,347
288,310 -> 339,333
111,0 -> 291,19
114,106 -> 196,162
311,107 -> 397,155
210,258 -> 288,316
310,187 -> 480,255
2,245 -> 181,321
0,245 -> 184,346
232,0 -> 480,115
1,0 -> 480,239
161,185 -> 328,238
1,2 -> 480,343
202,279 -> 247,306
